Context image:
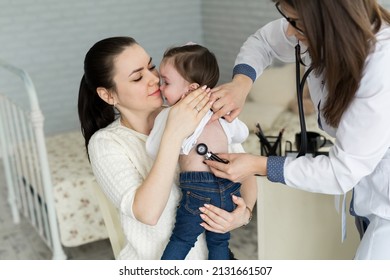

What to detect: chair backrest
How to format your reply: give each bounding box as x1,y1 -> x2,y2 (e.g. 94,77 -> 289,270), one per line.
92,182 -> 125,259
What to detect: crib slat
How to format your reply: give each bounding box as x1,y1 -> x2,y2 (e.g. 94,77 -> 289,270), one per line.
26,118 -> 52,246
10,103 -> 38,226
0,96 -> 20,224
1,99 -> 30,218
18,108 -> 45,237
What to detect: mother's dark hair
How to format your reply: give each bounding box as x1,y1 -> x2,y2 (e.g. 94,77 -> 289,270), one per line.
275,0 -> 390,127
78,36 -> 137,157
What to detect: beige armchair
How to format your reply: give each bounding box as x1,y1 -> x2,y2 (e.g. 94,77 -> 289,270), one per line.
93,183 -> 125,259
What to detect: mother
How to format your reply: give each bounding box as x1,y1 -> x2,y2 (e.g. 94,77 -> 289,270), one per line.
77,37 -> 256,259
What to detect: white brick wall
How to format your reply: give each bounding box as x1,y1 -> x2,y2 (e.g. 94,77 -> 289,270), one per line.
0,0 -> 202,135
202,0 -> 279,84
204,0 -> 390,83
1,0 -> 390,135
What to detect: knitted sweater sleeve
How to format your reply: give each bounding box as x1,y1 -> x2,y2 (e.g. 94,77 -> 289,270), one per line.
88,129 -> 151,220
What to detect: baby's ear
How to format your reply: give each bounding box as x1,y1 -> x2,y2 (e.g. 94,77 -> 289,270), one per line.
188,83 -> 200,92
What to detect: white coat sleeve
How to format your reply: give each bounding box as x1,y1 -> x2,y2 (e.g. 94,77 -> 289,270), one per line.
234,18 -> 298,81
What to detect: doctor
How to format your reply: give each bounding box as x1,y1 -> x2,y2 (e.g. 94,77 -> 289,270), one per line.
205,0 -> 390,259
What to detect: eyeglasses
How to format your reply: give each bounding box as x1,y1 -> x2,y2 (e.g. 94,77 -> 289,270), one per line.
275,2 -> 304,34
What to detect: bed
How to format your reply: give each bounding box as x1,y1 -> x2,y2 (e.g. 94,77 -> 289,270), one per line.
0,60 -> 108,259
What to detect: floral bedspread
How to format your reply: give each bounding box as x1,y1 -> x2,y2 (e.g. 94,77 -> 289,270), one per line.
46,131 -> 108,247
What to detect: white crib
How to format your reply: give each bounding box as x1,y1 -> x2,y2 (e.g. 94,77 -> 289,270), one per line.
0,60 -> 108,259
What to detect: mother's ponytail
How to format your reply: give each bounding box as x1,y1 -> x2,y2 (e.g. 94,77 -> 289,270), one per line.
78,74 -> 115,158
77,36 -> 137,157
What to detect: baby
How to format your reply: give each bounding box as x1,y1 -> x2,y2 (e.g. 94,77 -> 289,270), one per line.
146,43 -> 249,260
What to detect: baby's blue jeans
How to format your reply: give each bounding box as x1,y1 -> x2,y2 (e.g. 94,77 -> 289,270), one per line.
161,172 -> 241,260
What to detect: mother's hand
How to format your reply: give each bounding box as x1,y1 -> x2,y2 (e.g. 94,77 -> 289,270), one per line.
166,85 -> 211,139
199,195 -> 251,233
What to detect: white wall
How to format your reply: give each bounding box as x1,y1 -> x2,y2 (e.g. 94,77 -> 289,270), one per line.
1,0 -> 390,135
202,0 -> 279,84
0,0 -> 202,135
204,0 -> 390,83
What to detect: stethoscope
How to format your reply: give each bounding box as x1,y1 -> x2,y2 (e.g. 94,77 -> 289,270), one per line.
196,43 -> 312,160
295,42 -> 314,157
196,143 -> 229,164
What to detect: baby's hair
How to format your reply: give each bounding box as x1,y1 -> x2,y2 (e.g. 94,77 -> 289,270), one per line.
162,44 -> 219,88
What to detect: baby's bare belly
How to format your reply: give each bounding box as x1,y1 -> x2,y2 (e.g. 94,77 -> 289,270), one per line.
179,120 -> 228,172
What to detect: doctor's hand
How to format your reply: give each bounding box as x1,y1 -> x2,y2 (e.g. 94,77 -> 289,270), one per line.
199,195 -> 251,233
209,74 -> 253,122
204,153 -> 267,182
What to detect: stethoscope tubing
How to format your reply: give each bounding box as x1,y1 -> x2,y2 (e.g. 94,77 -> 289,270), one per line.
295,43 -> 314,157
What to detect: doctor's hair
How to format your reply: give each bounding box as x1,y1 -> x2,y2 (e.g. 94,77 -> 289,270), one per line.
161,44 -> 220,88
274,0 -> 390,127
78,36 -> 137,157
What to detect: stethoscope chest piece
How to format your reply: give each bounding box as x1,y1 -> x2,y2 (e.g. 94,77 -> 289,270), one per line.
196,143 -> 229,164
196,143 -> 208,156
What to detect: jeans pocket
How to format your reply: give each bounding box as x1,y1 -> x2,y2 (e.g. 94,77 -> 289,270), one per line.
230,187 -> 241,211
230,187 -> 241,198
184,191 -> 211,215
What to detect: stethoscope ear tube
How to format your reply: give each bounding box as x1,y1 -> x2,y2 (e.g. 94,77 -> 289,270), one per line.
295,43 -> 314,158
